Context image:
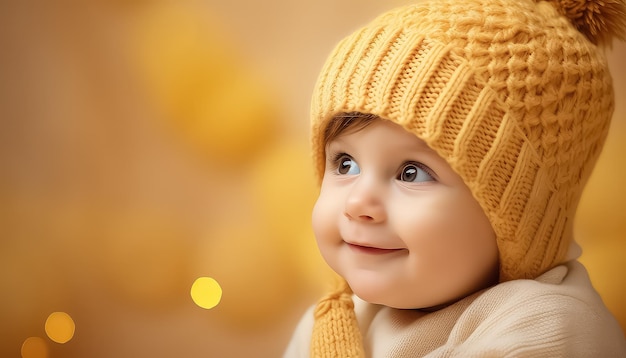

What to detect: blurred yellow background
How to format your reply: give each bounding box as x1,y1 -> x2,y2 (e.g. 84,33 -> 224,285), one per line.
0,1 -> 624,357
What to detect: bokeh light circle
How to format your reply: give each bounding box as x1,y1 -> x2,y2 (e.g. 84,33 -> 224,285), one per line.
21,337 -> 48,358
191,277 -> 222,309
44,312 -> 75,343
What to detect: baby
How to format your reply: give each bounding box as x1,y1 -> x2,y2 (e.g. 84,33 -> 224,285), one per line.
285,0 -> 626,356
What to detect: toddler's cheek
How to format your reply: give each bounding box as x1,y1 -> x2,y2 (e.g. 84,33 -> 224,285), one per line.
311,192 -> 336,238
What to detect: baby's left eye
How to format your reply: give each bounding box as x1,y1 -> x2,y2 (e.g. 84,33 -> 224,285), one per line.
336,154 -> 360,175
398,163 -> 434,183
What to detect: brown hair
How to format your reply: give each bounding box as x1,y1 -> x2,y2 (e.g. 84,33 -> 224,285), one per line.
323,112 -> 379,145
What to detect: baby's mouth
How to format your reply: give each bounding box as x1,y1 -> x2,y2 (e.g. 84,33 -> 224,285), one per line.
345,242 -> 404,255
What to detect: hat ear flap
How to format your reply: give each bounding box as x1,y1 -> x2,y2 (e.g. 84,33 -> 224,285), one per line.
310,279 -> 365,357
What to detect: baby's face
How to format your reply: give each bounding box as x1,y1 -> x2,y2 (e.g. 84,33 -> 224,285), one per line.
312,119 -> 499,309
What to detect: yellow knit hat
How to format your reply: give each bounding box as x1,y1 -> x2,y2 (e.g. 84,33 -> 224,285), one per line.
309,0 -> 626,356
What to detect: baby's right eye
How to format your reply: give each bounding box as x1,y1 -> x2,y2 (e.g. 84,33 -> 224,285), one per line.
336,154 -> 360,175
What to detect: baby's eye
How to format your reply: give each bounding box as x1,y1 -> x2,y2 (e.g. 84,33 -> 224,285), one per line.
398,163 -> 434,182
336,155 -> 360,175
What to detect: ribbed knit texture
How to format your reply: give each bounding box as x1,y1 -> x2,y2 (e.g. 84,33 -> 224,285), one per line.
309,0 -> 626,356
310,280 -> 364,358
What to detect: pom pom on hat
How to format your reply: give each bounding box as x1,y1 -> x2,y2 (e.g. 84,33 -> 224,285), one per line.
544,0 -> 626,45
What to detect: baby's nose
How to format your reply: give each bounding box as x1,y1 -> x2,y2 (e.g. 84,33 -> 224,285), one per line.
344,176 -> 387,223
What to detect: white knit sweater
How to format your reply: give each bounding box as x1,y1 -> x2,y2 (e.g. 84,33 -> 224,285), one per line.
284,260 -> 626,357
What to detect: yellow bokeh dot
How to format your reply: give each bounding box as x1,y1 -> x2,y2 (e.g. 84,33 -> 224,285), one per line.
21,336 -> 48,358
44,312 -> 75,344
191,277 -> 222,309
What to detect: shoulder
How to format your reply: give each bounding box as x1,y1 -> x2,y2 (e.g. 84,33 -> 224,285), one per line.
476,261 -> 614,319
450,261 -> 626,356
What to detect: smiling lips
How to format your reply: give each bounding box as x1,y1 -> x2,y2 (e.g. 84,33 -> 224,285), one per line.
346,242 -> 404,254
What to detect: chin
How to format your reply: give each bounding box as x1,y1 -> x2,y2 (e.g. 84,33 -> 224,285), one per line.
348,279 -> 406,308
348,280 -> 452,310
353,292 -> 418,309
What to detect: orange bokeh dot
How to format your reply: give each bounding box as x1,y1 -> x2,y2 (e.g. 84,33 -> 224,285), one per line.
45,312 -> 75,344
21,337 -> 48,358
